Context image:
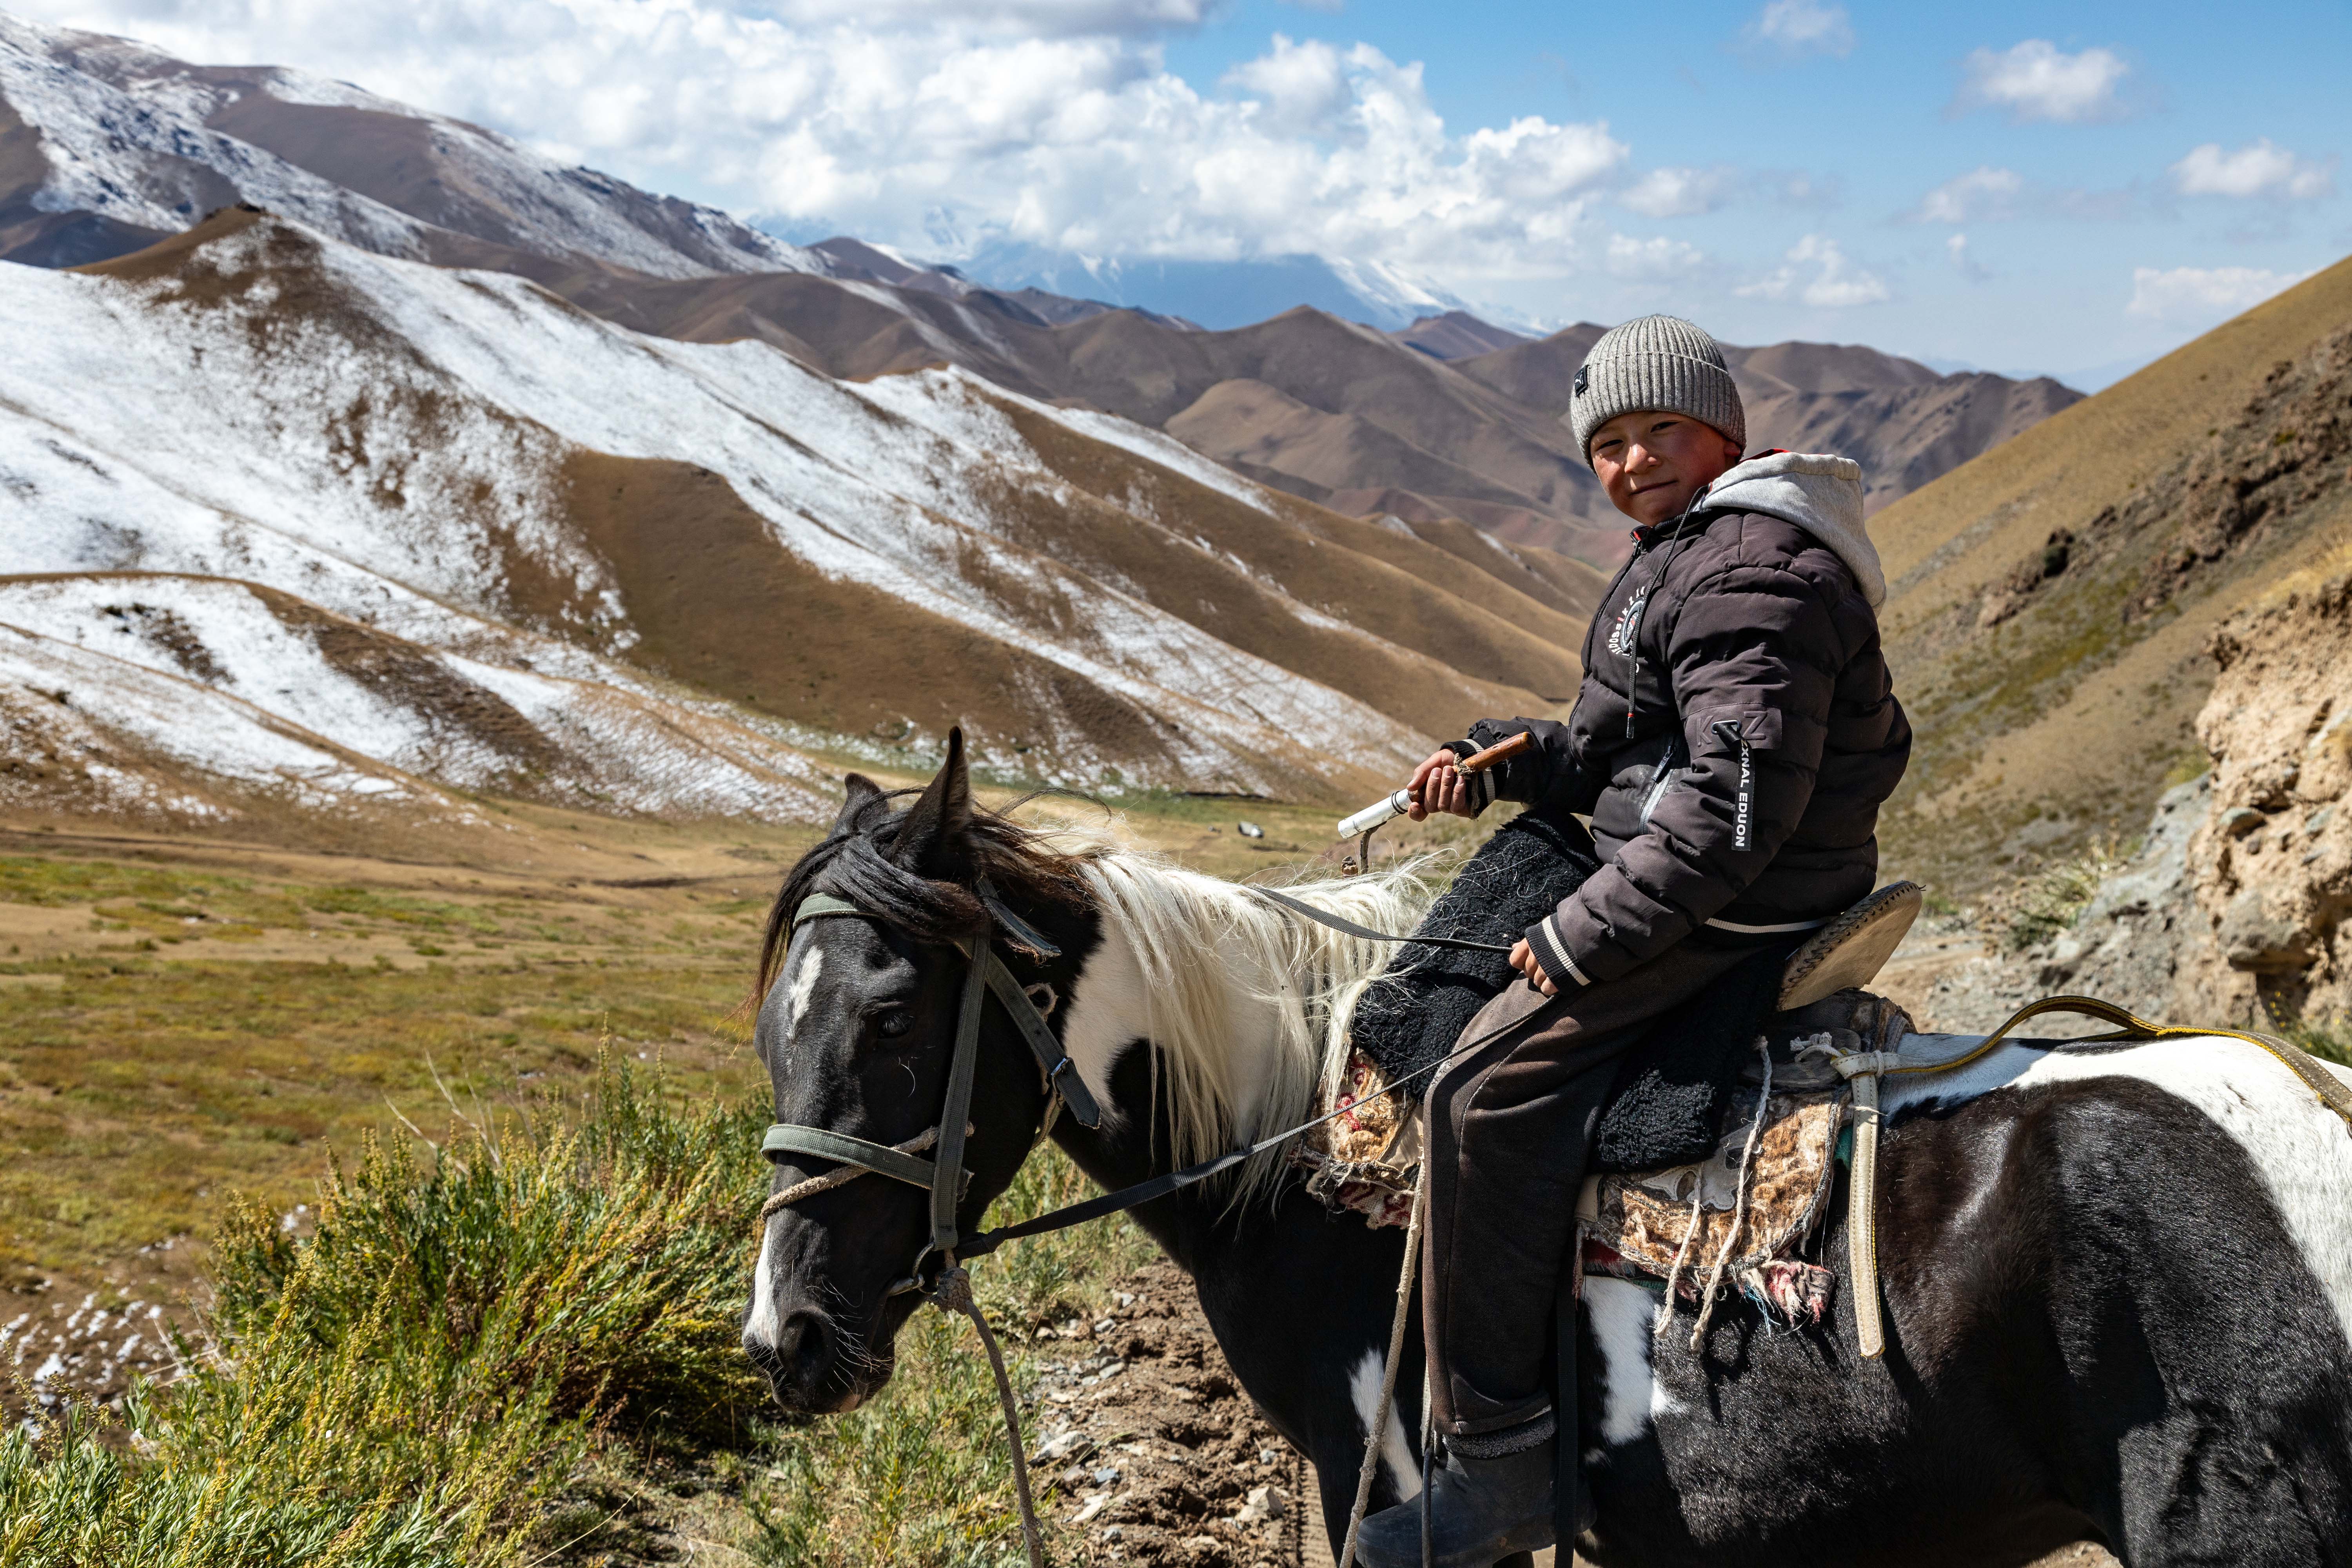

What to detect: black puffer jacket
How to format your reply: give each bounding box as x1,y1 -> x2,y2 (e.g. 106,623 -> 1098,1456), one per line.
1466,453 -> 1911,990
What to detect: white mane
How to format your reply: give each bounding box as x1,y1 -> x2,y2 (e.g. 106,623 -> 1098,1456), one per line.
1063,845 -> 1442,1200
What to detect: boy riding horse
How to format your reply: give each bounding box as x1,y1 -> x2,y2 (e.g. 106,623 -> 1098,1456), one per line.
1354,315 -> 1911,1567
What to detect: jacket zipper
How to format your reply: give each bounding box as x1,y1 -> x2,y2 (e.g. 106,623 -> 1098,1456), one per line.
1637,735 -> 1684,826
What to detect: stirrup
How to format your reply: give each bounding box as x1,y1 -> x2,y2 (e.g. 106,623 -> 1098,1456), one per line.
1777,882 -> 1923,1011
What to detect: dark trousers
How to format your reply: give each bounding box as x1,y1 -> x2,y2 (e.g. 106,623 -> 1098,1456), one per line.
1422,940 -> 1761,1439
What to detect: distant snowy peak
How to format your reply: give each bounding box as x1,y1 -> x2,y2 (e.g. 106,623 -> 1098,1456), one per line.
940,241 -> 1474,333
0,11 -> 819,279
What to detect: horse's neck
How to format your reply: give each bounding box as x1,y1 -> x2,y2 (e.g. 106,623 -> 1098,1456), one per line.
1047,907 -> 1301,1266
1056,894 -> 1307,1161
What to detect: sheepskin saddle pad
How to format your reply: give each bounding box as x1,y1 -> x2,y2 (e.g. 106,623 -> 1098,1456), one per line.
1301,987 -> 1915,1335
1578,989 -> 1913,1329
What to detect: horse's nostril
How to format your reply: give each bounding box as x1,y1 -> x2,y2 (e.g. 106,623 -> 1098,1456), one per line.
777,1308 -> 837,1385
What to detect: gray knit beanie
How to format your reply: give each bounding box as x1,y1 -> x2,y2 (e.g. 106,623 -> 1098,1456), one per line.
1569,315 -> 1746,466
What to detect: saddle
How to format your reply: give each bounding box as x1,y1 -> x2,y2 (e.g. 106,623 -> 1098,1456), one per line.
1297,884 -> 1926,1329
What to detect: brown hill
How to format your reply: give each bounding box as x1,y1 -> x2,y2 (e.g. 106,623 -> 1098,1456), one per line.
1391,310 -> 1532,361
1868,254 -> 2352,898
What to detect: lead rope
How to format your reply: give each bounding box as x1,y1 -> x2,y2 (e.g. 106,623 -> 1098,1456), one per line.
1338,1173 -> 1426,1568
933,1264 -> 1048,1568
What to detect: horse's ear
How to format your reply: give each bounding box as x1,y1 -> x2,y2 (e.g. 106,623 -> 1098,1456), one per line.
832,773 -> 884,833
893,728 -> 972,877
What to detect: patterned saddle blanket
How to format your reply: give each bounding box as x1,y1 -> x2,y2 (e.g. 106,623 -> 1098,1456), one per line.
1295,990 -> 1914,1330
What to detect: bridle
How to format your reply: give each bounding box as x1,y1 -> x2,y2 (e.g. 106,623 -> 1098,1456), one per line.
757,881 -> 1102,1296
751,871 -> 1519,1568
754,875 -> 1519,1285
753,880 -> 1107,1568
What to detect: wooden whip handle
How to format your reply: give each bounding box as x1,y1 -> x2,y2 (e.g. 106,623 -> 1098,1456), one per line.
1456,730 -> 1534,774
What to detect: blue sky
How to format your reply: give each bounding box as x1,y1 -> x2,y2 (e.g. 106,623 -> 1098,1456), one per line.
23,0 -> 2347,383
1158,0 -> 2349,379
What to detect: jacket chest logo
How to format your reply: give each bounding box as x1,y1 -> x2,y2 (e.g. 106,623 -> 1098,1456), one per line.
1607,587 -> 1650,659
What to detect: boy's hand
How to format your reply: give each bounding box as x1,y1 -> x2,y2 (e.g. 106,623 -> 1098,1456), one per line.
1507,938 -> 1559,996
1406,748 -> 1481,820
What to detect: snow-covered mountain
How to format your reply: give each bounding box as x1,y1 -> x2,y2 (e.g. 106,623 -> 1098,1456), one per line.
0,12 -> 819,278
0,14 -> 2081,571
0,207 -> 1585,835
931,241 -> 1479,333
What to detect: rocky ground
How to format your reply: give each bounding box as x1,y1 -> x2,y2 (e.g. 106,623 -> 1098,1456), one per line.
1020,1258 -> 1318,1567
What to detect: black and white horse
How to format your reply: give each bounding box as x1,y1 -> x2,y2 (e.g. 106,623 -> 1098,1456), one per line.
744,738 -> 2352,1566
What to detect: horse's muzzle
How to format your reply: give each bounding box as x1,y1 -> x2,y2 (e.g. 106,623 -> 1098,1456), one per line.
744,1305 -> 864,1412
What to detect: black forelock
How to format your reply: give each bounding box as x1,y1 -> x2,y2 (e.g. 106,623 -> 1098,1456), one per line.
752,787 -> 1098,1004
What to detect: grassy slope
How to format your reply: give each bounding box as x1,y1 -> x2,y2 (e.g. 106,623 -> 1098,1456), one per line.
4,782 -> 1314,1564
1872,254 -> 2352,897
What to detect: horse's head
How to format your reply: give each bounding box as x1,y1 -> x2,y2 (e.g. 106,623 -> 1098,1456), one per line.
741,731 -> 1100,1412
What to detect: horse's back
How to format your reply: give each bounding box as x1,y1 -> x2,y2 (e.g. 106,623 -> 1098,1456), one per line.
1597,1034 -> 2352,1568
1887,1034 -> 2352,1564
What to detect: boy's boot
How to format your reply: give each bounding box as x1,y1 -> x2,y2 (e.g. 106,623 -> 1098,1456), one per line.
1352,1423 -> 1562,1568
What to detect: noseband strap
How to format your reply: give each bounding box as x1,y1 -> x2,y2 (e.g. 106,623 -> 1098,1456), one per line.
762,1124 -> 942,1190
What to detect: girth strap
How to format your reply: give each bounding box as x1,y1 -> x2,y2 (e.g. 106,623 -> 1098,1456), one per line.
763,1124 -> 941,1189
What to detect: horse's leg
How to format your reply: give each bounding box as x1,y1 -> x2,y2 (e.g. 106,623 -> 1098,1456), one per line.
2108,1423 -> 2333,1568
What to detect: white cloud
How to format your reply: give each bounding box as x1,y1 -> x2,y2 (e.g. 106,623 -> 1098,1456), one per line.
12,2 -> 1634,284
1222,33 -> 1348,132
1947,232 -> 1989,282
2125,264 -> 2316,325
1914,166 -> 2024,223
1743,0 -> 1855,59
1605,234 -> 1709,278
2171,140 -> 2336,201
744,0 -> 1217,36
1621,165 -> 1737,218
1955,40 -> 2130,124
1737,234 -> 1888,308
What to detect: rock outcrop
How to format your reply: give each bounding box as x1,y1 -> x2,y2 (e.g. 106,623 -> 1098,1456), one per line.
1925,564 -> 2352,1033
2171,570 -> 2352,1022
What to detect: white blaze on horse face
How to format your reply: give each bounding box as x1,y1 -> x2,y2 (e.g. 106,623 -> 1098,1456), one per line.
748,1216 -> 784,1348
1584,1277 -> 1684,1454
779,947 -> 825,1062
747,946 -> 826,1350
1347,1350 -> 1421,1501
1887,1035 -> 2352,1346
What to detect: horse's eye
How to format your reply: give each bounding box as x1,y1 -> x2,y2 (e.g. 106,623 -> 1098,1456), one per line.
877,1009 -> 913,1039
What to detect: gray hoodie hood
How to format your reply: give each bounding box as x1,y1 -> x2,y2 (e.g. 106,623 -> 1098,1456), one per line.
1698,451 -> 1884,608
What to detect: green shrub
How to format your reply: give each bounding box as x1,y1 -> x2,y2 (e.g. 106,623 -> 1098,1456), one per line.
0,1055 -> 768,1566
2,1051 -> 1156,1568
2003,837 -> 2129,952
